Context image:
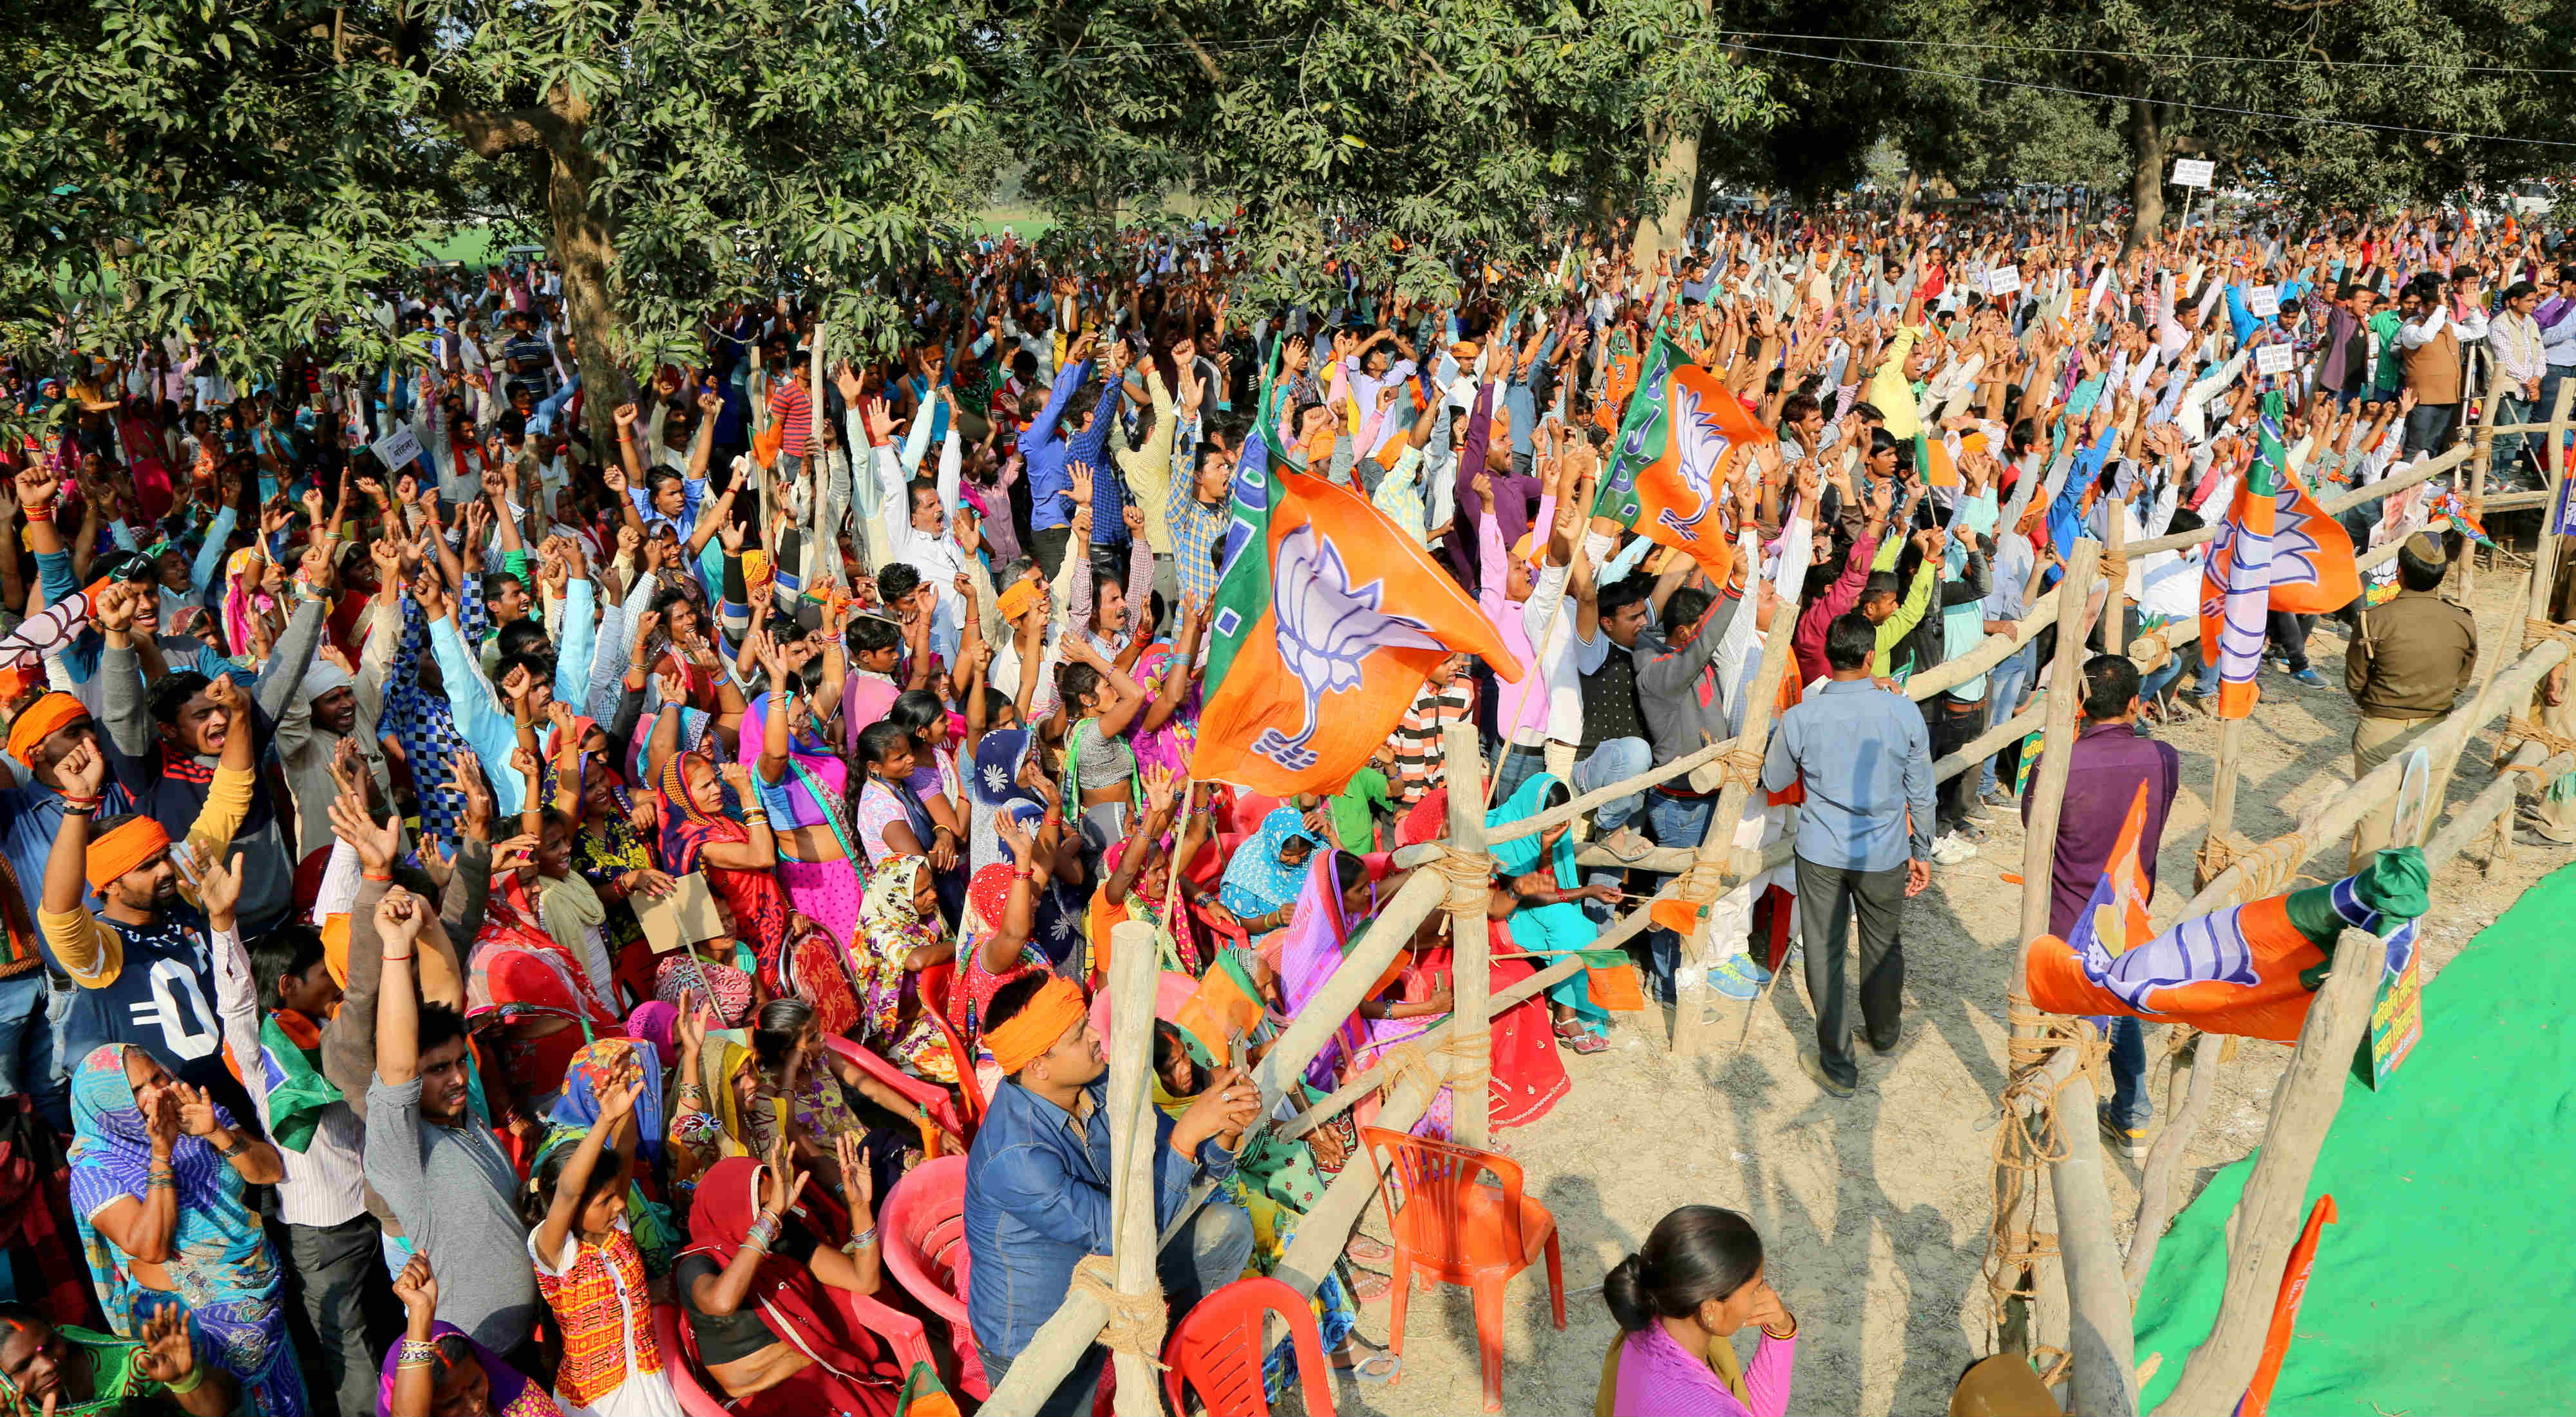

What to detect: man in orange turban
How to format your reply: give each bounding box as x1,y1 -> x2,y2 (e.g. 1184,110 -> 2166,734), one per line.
961,970 -> 1265,1415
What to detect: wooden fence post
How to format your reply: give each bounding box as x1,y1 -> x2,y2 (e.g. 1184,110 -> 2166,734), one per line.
1441,722 -> 1493,1149
2468,388 -> 2501,596
2016,539 -> 2103,963
2154,928 -> 2387,1416
1104,919 -> 1163,1417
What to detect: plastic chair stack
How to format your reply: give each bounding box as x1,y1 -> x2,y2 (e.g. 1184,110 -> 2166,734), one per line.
878,1154 -> 990,1402
1358,1125 -> 1566,1414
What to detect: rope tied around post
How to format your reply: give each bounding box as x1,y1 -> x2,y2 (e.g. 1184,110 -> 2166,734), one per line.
2097,553 -> 2128,602
2499,713 -> 2576,771
1673,859 -> 1732,905
2522,617 -> 2576,656
2195,829 -> 2255,888
1722,746 -> 1767,790
1068,1254 -> 1169,1371
2128,627 -> 2172,675
1983,1008 -> 2111,1345
1431,843 -> 1496,912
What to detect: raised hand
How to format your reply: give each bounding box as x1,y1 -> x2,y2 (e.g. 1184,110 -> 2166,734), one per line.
392,1252 -> 440,1321
197,848 -> 243,923
131,1301 -> 201,1387
171,1082 -> 219,1137
55,737 -> 108,799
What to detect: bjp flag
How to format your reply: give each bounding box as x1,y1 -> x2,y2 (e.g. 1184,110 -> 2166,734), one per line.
1191,472 -> 1522,798
2198,391 -> 2358,718
2025,816 -> 2428,1044
1594,333 -> 1774,581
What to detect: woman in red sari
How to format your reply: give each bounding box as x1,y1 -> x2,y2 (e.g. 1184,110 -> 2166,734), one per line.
464,869 -> 628,1131
672,1152 -> 904,1416
654,749 -> 864,1037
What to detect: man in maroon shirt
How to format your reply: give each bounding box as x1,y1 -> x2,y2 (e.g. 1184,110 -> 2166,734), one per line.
2025,655 -> 2180,1159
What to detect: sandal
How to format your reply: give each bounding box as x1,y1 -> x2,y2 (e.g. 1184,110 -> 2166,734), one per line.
1347,1352 -> 1401,1384
1558,1024 -> 1610,1055
1346,1268 -> 1393,1300
1345,1234 -> 1393,1264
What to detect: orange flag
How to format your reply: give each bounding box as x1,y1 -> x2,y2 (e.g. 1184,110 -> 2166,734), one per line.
1190,474 -> 1523,797
1630,362 -> 1775,579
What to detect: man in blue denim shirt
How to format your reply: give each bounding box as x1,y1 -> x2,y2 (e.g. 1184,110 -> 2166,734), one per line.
1763,612 -> 1935,1097
964,972 -> 1257,1414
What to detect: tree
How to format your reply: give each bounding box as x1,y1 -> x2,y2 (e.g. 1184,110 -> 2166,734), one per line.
985,0 -> 1773,302
2,0 -> 999,446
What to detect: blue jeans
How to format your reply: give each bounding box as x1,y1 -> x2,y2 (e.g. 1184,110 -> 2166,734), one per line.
1491,744 -> 1547,807
1574,737 -> 1651,922
2090,1015 -> 2152,1129
2541,366 -> 2576,451
2495,393 -> 2539,488
981,1200 -> 1255,1417
1977,643 -> 2036,798
0,971 -> 64,1130
1640,791 -> 1718,999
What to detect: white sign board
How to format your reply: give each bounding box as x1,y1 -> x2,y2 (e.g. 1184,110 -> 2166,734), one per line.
368,424 -> 423,475
2255,343 -> 2295,376
1984,265 -> 2023,297
2246,285 -> 2281,319
2172,158 -> 2216,189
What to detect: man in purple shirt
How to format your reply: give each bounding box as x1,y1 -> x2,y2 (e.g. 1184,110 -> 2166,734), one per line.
2026,655 -> 2180,1159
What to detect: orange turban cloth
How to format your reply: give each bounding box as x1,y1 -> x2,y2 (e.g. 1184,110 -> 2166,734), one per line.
86,818 -> 171,892
6,691 -> 88,767
996,579 -> 1041,625
983,975 -> 1088,1076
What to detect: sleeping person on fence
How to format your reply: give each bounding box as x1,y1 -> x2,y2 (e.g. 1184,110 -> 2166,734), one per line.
960,970 -> 1260,1417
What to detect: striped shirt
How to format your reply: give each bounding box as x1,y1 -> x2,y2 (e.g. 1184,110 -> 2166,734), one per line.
767,378 -> 812,459
1390,677 -> 1474,805
207,924 -> 368,1227
532,1219 -> 668,1410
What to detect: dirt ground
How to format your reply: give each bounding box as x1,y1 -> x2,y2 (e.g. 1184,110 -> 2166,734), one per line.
1321,560 -> 2568,1416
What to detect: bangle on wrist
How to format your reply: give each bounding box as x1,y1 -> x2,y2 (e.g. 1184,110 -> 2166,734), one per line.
164,1360 -> 207,1394
1761,1313 -> 1799,1341
363,869 -> 393,882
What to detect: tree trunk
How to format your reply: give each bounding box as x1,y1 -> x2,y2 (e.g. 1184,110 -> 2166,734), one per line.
1632,118 -> 1703,281
2126,98 -> 2168,254
1895,169 -> 1920,223
542,140 -> 629,464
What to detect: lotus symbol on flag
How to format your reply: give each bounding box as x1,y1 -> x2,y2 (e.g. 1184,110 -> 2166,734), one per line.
1252,523 -> 1443,771
1656,379 -> 1730,540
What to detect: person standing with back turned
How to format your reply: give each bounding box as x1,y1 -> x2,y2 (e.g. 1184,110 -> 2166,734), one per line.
1760,612 -> 1933,1098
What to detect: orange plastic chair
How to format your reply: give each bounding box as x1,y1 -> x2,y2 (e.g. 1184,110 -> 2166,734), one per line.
915,963 -> 986,1138
1162,1275 -> 1336,1417
878,1154 -> 989,1402
1358,1125 -> 1566,1413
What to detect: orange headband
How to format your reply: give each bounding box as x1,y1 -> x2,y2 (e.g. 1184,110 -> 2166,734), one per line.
7,691 -> 88,767
984,976 -> 1088,1076
86,818 -> 171,892
996,579 -> 1041,624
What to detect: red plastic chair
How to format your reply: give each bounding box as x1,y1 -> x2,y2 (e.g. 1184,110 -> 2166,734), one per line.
824,1036 -> 967,1159
1162,1275 -> 1336,1417
878,1154 -> 989,1401
915,962 -> 986,1140
1358,1126 -> 1566,1413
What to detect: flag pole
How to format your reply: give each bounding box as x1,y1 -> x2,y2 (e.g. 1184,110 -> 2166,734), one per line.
1441,720 -> 1493,1149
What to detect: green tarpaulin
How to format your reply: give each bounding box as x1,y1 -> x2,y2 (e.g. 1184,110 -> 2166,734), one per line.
2133,861 -> 2576,1414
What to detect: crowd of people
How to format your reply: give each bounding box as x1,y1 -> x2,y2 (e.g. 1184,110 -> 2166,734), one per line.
0,190 -> 2564,1417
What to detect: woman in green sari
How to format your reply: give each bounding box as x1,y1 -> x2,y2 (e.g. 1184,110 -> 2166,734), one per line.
1488,773 -> 1620,1053
0,1302 -> 234,1417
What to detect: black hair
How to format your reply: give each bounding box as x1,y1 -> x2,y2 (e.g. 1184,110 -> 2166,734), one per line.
1824,611 -> 1878,672
751,998 -> 815,1069
1604,1205 -> 1766,1333
878,565 -> 925,610
480,571 -> 525,604
1780,391 -> 1821,427
1851,400 -> 1886,425
495,619 -> 553,660
1058,659 -> 1106,715
1332,850 -> 1368,895
2395,546 -> 2445,592
2081,653 -> 2142,720
1151,1019 -> 1191,1084
849,615 -> 902,657
493,651 -> 553,693
1061,383 -> 1104,429
1862,570 -> 1902,605
908,479 -> 942,513
522,1128 -> 628,1228
248,925 -> 327,1013
1596,579 -> 1650,623
650,585 -> 699,623
646,467 -> 685,494
417,1002 -> 468,1059
1664,586 -> 1716,637
855,718 -> 914,771
144,671 -> 213,727
887,689 -> 947,740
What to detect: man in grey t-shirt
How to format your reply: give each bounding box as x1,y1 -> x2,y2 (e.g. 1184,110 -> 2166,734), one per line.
362,889 -> 540,1362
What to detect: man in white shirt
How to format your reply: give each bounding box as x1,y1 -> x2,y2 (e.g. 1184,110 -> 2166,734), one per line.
2488,280 -> 2547,489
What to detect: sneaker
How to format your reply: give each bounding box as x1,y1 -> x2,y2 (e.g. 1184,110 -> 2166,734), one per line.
2289,667 -> 2328,688
1704,955 -> 1762,1001
2099,1107 -> 2150,1160
1801,1049 -> 1857,1098
1931,833 -> 1979,865
1979,785 -> 2015,812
